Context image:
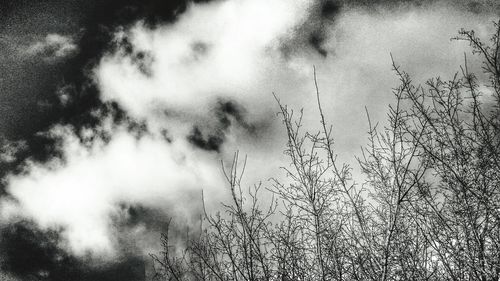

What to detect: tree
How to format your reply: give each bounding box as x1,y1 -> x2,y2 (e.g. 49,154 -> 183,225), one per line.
151,20 -> 500,281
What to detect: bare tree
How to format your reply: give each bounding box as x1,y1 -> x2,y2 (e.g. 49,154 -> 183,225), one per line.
151,20 -> 500,281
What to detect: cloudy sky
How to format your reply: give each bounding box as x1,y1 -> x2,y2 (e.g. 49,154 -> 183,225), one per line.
0,0 -> 499,280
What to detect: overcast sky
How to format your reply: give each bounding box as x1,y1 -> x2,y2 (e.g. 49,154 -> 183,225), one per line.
0,0 -> 499,280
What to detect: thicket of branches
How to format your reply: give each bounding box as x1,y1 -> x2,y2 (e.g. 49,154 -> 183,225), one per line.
151,21 -> 500,281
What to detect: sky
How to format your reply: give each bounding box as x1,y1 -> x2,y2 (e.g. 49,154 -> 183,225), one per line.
0,0 -> 499,280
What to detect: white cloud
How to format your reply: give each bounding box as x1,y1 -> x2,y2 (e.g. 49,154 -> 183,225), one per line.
25,33 -> 77,59
95,0 -> 312,122
2,124 -> 225,258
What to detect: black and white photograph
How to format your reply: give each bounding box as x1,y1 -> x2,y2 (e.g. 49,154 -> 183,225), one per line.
1,0 -> 500,280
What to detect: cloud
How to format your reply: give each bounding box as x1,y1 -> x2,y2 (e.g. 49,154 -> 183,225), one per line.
1,0 -> 498,268
2,121 -> 227,258
1,0 -> 316,260
0,219 -> 146,281
0,140 -> 27,164
94,0 -> 312,123
25,34 -> 78,60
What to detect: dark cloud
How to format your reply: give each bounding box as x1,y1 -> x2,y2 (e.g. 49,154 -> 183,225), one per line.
0,221 -> 74,280
112,35 -> 155,76
115,202 -> 203,242
187,99 -> 262,152
0,221 -> 146,281
188,126 -> 225,152
280,0 -> 500,59
114,203 -> 183,236
334,0 -> 500,15
306,1 -> 339,57
309,32 -> 329,57
278,0 -> 340,58
321,0 -> 341,17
